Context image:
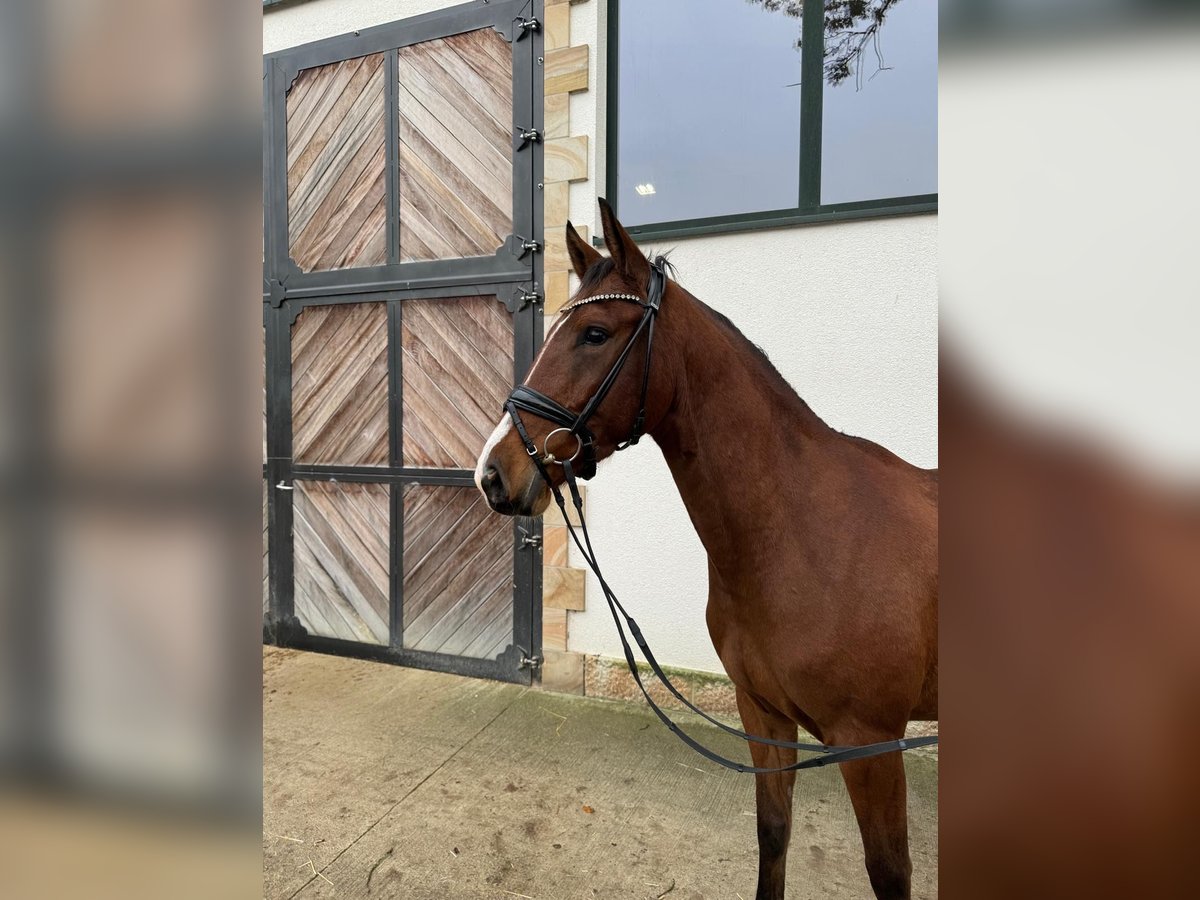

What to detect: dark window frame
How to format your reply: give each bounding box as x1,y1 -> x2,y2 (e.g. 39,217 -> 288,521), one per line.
604,0 -> 937,243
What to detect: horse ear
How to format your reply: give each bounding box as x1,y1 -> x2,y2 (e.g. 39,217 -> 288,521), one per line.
565,221 -> 601,280
598,197 -> 649,282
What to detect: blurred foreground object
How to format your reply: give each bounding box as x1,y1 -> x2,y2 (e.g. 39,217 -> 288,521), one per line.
941,9 -> 1200,899
0,0 -> 260,897
941,362 -> 1200,899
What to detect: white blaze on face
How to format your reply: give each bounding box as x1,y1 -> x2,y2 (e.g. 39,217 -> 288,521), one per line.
474,415 -> 513,496
475,309 -> 576,498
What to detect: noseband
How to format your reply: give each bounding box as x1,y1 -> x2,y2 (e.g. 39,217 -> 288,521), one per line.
504,259 -> 667,481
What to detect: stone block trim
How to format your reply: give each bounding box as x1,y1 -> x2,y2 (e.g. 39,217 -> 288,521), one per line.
543,524 -> 569,566
542,483 -> 585,527
543,607 -> 568,651
545,45 -> 589,95
544,135 -> 589,184
543,181 -> 570,232
583,656 -> 741,717
544,93 -> 570,139
543,565 -> 585,610
536,0 -> 592,692
544,222 -> 588,274
544,270 -> 570,314
540,648 -> 585,694
543,3 -> 570,51
541,656 -> 939,758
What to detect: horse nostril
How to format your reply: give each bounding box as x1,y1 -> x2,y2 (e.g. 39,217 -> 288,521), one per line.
482,465 -> 507,504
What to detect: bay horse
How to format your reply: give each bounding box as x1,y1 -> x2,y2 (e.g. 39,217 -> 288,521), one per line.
476,200 -> 938,899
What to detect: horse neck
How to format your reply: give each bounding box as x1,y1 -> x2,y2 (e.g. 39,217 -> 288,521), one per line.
650,291 -> 834,577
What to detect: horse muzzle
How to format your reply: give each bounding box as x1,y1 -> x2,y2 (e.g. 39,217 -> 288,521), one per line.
477,451 -> 552,517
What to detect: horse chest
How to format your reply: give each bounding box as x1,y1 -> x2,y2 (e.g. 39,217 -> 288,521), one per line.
706,601 -> 799,692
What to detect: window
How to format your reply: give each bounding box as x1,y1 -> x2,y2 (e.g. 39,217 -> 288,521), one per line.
609,0 -> 937,238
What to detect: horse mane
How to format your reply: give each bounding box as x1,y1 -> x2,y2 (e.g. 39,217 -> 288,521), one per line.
700,303 -> 923,462
694,303 -> 788,386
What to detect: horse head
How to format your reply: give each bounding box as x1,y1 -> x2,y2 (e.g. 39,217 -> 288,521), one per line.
475,199 -> 675,516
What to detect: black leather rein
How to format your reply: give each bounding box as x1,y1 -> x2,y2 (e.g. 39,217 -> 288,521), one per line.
502,261 -> 938,774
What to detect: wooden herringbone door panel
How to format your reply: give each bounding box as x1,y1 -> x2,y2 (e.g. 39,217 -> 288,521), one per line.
397,30 -> 513,261
286,53 -> 388,273
293,481 -> 390,645
402,485 -> 513,660
400,295 -> 513,468
291,303 -> 389,466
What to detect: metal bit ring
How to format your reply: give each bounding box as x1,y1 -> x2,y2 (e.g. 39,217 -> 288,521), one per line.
541,428 -> 583,465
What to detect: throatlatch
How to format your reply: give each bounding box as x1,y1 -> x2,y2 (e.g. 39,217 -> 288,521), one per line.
503,261 -> 938,774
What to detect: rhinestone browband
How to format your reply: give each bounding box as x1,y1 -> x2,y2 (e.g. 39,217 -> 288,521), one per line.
560,292 -> 644,314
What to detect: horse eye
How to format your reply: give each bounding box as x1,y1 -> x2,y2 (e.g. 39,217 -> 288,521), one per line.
582,326 -> 609,346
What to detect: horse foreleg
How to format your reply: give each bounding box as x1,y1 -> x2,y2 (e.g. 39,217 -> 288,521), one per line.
735,689 -> 798,900
833,731 -> 913,900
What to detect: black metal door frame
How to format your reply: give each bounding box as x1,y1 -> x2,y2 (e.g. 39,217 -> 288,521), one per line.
263,0 -> 544,685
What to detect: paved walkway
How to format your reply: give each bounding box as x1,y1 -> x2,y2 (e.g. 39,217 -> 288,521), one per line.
264,647 -> 938,899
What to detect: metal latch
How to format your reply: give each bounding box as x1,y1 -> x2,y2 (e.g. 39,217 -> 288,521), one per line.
518,651 -> 543,672
514,16 -> 540,39
514,127 -> 541,152
510,235 -> 541,260
514,287 -> 542,311
519,528 -> 542,550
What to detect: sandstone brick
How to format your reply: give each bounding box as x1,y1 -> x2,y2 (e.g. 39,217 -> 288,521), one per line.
545,45 -> 589,95
543,223 -> 587,276
540,649 -> 584,694
543,606 -> 568,652
543,524 -> 569,566
543,3 -> 570,51
542,484 -> 584,526
544,135 -> 588,183
543,565 -> 585,610
544,180 -> 569,227
544,269 -> 570,314
544,92 -> 569,139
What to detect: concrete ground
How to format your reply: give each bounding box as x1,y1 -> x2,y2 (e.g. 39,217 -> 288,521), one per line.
264,647 -> 938,899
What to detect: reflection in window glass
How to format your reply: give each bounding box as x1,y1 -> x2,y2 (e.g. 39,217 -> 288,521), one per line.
820,0 -> 938,205
616,0 -> 802,226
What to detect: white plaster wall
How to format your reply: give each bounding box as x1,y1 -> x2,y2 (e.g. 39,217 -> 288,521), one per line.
264,0 -> 454,53
264,0 -> 938,676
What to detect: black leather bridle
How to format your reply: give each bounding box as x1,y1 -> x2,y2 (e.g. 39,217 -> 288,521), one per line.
504,258 -> 667,481
501,259 -> 938,773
